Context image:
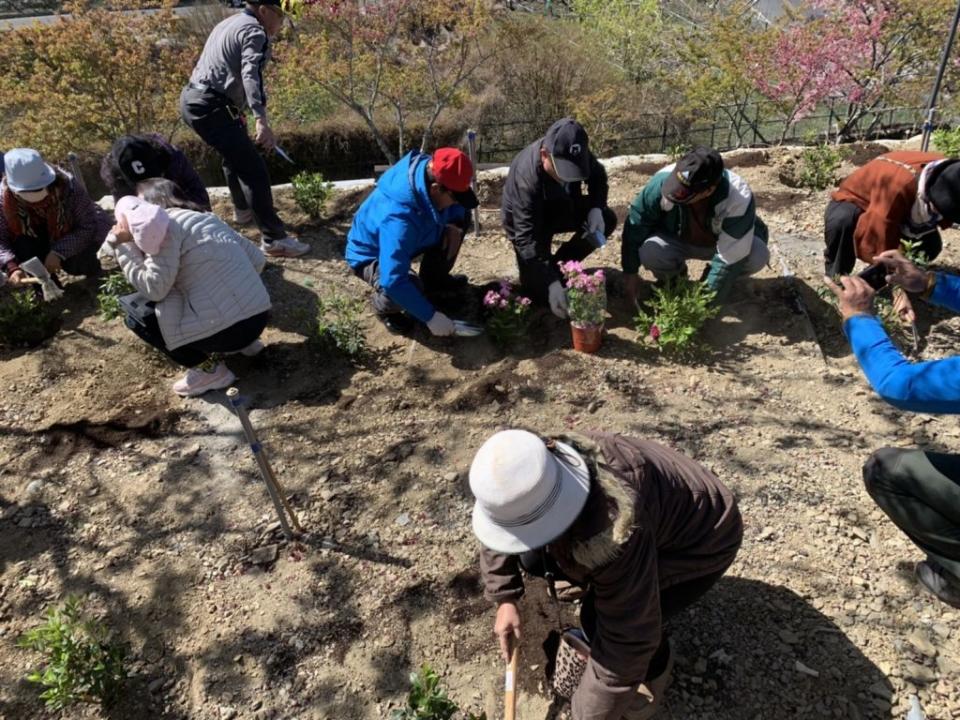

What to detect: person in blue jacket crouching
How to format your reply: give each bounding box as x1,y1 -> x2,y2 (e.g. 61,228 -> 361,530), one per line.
825,250 -> 960,609
346,147 -> 478,336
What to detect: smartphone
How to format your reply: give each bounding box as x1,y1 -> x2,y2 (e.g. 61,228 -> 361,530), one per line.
858,264 -> 888,290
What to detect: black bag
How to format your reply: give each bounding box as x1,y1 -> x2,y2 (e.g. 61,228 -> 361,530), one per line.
119,292 -> 156,327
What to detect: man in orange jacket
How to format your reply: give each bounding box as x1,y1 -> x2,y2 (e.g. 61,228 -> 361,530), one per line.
825,151 -> 960,276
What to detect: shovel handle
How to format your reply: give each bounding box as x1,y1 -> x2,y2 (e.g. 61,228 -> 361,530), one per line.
504,643 -> 519,720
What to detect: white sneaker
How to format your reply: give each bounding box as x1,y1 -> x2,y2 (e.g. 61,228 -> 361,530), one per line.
234,208 -> 254,226
261,236 -> 310,258
172,362 -> 236,397
239,339 -> 264,356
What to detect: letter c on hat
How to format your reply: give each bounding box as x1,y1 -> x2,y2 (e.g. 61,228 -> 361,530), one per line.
131,160 -> 146,176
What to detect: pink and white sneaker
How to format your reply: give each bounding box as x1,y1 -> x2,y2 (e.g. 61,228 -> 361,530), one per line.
172,362 -> 236,397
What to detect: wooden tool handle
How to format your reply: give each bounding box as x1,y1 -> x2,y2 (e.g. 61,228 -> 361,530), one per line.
504,642 -> 519,720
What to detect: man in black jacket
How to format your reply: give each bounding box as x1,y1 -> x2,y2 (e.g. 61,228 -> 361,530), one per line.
501,118 -> 617,318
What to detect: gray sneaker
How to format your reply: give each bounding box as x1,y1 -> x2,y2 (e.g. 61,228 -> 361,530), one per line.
261,236 -> 310,258
916,560 -> 960,608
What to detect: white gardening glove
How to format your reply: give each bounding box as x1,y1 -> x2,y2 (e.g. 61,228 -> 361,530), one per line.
548,280 -> 569,319
426,311 -> 456,336
587,207 -> 604,235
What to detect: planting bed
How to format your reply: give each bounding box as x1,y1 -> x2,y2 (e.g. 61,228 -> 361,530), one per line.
0,142 -> 958,720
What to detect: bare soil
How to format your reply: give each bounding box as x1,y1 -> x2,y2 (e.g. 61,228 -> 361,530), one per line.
1,142 -> 958,720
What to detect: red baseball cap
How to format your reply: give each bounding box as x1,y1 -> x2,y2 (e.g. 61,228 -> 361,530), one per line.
431,148 -> 478,209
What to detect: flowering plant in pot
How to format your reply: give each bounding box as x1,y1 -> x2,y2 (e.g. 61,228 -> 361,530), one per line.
559,260 -> 606,352
483,280 -> 532,348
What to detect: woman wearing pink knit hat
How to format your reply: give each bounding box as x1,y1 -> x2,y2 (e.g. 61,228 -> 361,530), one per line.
106,179 -> 271,397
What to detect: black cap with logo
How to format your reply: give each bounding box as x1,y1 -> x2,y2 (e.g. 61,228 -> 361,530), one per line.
662,146 -> 724,204
543,118 -> 591,183
113,136 -> 169,185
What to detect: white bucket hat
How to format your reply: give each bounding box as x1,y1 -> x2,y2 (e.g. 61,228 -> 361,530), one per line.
470,430 -> 591,554
4,148 -> 56,193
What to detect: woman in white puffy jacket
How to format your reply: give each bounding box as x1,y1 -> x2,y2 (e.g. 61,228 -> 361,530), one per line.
105,179 -> 271,397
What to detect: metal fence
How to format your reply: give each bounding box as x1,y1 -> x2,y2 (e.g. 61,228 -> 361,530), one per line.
473,101 -> 929,163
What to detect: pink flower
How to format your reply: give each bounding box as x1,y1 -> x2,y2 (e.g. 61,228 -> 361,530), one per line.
483,290 -> 499,308
649,324 -> 661,341
519,296 -> 532,306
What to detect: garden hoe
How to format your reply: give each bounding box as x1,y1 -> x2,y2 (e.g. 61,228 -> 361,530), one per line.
20,256 -> 63,302
504,640 -> 519,720
227,387 -> 303,540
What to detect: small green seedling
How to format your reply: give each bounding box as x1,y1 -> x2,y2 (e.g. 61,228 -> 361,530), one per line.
17,596 -> 127,710
391,664 -> 486,720
314,292 -> 367,359
97,272 -> 134,321
796,144 -> 846,191
292,171 -> 334,218
0,288 -> 56,347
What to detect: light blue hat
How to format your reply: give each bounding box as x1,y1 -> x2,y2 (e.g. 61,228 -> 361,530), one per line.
4,148 -> 56,192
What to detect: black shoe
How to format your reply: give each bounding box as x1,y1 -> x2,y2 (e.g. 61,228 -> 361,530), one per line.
380,313 -> 415,335
916,560 -> 960,608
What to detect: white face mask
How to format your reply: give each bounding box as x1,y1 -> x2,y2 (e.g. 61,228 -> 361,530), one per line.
15,188 -> 49,203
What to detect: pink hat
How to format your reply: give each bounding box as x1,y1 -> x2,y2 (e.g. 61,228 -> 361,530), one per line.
115,196 -> 169,255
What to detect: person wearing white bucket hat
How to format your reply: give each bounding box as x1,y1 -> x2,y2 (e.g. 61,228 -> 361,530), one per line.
0,148 -> 110,287
471,430 -> 743,720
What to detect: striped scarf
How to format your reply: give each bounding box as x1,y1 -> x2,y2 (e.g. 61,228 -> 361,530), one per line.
2,174 -> 68,242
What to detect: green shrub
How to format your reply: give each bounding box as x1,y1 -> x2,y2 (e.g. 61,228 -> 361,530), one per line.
0,288 -> 57,348
292,171 -> 334,218
17,596 -> 127,711
313,292 -> 367,359
933,127 -> 960,158
391,664 -> 486,720
667,142 -> 693,162
97,272 -> 134,321
796,144 -> 846,190
634,277 -> 718,356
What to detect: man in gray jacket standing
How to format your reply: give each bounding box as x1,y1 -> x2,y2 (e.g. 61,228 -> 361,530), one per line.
180,0 -> 309,258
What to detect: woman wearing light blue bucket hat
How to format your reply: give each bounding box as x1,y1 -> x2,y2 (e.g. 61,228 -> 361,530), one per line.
0,148 -> 110,288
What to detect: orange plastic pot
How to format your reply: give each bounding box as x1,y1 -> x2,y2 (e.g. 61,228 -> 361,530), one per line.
570,322 -> 603,353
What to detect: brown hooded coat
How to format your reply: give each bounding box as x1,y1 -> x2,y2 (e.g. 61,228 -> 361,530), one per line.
479,432 -> 742,720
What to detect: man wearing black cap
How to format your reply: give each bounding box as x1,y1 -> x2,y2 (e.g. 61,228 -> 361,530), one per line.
825,150 -> 960,324
100,134 -> 210,210
180,0 -> 310,258
621,146 -> 769,304
501,118 -> 617,318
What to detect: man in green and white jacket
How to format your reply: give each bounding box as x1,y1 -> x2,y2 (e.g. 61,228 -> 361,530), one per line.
621,146 -> 769,304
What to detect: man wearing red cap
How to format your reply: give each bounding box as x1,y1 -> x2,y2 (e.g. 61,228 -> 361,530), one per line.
346,147 -> 479,335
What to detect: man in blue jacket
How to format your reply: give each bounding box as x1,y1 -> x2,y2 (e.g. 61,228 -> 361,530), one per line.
346,147 -> 478,335
825,252 -> 960,608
